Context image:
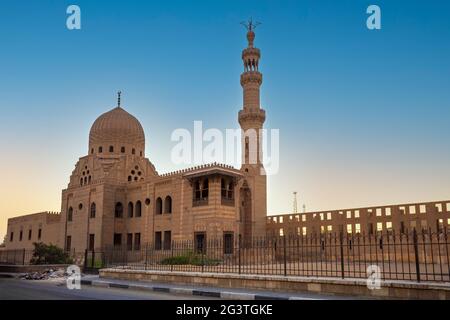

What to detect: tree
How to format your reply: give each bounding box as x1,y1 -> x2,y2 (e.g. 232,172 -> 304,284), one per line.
0,235 -> 6,247
30,242 -> 73,265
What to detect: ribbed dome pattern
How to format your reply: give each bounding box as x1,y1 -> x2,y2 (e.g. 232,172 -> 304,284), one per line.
89,107 -> 145,147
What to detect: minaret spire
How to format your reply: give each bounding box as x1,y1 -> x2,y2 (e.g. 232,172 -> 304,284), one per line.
117,91 -> 122,108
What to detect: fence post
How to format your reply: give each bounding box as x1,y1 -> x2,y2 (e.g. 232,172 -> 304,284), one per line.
238,234 -> 242,275
339,231 -> 345,279
283,236 -> 287,276
170,241 -> 174,272
413,228 -> 421,282
144,243 -> 148,270
201,242 -> 205,273
22,249 -> 26,265
84,249 -> 88,270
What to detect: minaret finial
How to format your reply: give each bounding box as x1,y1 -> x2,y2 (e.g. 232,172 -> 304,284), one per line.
240,17 -> 261,32
117,91 -> 122,108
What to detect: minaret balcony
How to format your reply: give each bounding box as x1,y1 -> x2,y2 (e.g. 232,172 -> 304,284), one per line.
238,109 -> 266,124
240,72 -> 263,85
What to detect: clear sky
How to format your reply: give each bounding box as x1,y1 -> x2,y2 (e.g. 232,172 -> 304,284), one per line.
1,0 -> 450,242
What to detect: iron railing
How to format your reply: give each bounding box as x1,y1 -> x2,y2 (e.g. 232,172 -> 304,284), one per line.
92,228 -> 450,283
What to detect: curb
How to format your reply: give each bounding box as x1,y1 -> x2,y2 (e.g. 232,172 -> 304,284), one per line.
80,279 -> 304,300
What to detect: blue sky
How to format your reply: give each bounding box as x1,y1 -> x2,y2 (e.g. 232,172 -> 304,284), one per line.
1,0 -> 450,240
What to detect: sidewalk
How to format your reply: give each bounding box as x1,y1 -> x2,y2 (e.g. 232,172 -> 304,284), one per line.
80,275 -> 364,300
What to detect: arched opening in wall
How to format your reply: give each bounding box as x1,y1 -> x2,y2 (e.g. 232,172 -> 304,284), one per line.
194,181 -> 201,200
164,196 -> 172,214
135,201 -> 142,217
121,146 -> 125,153
128,202 -> 134,218
88,176 -> 92,184
99,146 -> 103,153
91,148 -> 94,154
90,203 -> 96,218
115,202 -> 123,218
80,178 -> 83,186
202,179 -> 209,199
132,148 -> 136,155
156,197 -> 162,215
68,207 -> 73,222
140,151 -> 143,156
109,146 -> 114,153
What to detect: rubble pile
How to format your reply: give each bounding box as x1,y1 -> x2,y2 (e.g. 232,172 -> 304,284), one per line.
21,268 -> 67,281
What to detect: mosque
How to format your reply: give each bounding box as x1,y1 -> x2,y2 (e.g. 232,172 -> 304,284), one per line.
4,24 -> 267,253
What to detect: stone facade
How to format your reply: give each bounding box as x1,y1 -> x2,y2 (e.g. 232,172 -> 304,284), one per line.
267,200 -> 450,237
4,28 -> 268,252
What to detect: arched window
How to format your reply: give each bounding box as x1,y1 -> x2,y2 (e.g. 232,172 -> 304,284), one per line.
132,148 -> 136,155
128,202 -> 134,218
90,203 -> 96,218
84,177 -> 87,184
109,146 -> 114,152
88,176 -> 92,184
155,197 -> 162,215
68,207 -> 73,222
202,179 -> 209,199
98,146 -> 103,153
121,146 -> 125,153
115,202 -> 123,218
135,201 -> 142,217
80,178 -> 83,186
91,148 -> 94,154
164,196 -> 172,214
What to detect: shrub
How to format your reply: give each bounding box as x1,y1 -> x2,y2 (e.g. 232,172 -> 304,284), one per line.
30,242 -> 73,265
160,251 -> 220,266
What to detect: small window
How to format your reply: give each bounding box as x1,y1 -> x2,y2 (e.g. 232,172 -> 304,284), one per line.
164,196 -> 172,214
78,203 -> 83,210
121,146 -> 125,153
113,233 -> 122,247
10,232 -> 14,242
354,210 -> 360,218
128,202 -> 134,218
302,215 -> 306,222
140,151 -> 143,156
135,201 -> 142,217
385,208 -> 391,216
164,231 -> 171,250
156,197 -> 163,215
302,227 -> 307,236
355,224 -> 361,234
109,146 -> 114,152
223,232 -> 234,254
68,207 -> 73,222
90,203 -> 96,218
386,221 -> 392,230
145,198 -> 151,206
436,203 -> 443,212
409,206 -> 416,214
346,211 -> 352,219
134,233 -> 141,251
327,225 -> 333,232
127,233 -> 133,251
91,148 -> 94,154
279,216 -> 284,223
446,203 -> 450,212
279,228 -> 284,237
347,224 -> 352,234
115,202 -> 123,218
377,222 -> 383,231
98,146 -> 103,153
376,208 -> 382,217
38,229 -> 42,240
419,205 -> 426,214
19,230 -> 23,241
132,148 -> 136,155
28,229 -> 32,240
155,232 -> 162,250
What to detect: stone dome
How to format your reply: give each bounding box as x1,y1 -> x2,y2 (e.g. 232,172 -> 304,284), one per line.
89,107 -> 145,156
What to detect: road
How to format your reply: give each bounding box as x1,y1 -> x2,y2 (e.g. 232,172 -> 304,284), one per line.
0,278 -> 215,300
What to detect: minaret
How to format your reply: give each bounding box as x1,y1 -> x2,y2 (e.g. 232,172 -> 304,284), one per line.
239,19 -> 266,169
238,19 -> 267,240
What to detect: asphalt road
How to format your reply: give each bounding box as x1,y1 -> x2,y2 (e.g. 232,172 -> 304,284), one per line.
0,278 -> 215,300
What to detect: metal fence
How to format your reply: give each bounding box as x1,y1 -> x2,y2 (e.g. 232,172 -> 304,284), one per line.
89,228 -> 450,283
0,248 -> 82,266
